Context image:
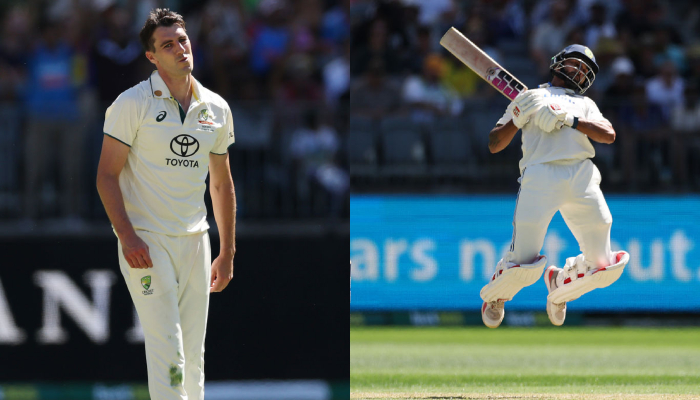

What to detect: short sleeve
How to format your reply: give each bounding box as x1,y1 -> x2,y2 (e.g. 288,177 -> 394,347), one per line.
211,104 -> 234,155
496,102 -> 515,125
103,89 -> 141,147
585,97 -> 610,124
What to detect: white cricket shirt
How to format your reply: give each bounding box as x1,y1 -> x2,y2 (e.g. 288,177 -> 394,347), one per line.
104,70 -> 234,235
497,83 -> 610,174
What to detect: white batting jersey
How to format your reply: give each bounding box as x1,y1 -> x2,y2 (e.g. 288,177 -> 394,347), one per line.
104,70 -> 234,236
497,83 -> 610,174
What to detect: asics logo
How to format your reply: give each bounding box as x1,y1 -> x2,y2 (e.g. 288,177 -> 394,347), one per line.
156,111 -> 167,122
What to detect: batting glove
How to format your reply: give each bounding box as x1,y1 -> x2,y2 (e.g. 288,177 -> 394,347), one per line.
559,113 -> 578,129
533,103 -> 567,133
510,91 -> 546,129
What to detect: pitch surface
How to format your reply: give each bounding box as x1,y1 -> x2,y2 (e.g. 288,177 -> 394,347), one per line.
351,327 -> 700,399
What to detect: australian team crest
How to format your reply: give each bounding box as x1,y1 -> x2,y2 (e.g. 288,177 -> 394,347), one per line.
141,275 -> 151,289
198,109 -> 214,124
196,108 -> 216,132
141,275 -> 153,295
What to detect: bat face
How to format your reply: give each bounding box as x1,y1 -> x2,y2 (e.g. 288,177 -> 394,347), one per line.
486,67 -> 525,100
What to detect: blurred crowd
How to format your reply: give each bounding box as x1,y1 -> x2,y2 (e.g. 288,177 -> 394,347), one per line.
349,0 -> 700,193
0,0 -> 349,229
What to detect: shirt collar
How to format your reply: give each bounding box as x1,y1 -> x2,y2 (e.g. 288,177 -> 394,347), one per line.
539,81 -> 575,94
149,70 -> 201,102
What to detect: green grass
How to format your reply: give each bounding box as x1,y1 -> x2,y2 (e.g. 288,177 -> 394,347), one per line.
351,326 -> 700,398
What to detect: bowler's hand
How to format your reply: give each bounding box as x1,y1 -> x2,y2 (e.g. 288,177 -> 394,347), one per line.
210,255 -> 234,292
121,233 -> 153,269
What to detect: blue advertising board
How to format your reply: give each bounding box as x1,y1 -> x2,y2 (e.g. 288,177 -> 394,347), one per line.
350,195 -> 700,312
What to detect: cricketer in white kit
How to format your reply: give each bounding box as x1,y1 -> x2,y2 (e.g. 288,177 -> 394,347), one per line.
480,45 -> 629,328
96,9 -> 236,399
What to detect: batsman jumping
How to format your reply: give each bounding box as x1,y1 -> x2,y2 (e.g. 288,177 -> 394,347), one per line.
480,45 -> 629,328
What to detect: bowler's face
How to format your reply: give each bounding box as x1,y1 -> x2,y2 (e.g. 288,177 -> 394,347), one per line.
147,25 -> 193,77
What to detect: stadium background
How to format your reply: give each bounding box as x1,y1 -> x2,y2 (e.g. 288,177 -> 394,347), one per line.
350,0 -> 700,326
0,0 -> 348,399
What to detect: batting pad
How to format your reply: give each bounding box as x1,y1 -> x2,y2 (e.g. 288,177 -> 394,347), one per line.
548,251 -> 629,304
480,255 -> 548,302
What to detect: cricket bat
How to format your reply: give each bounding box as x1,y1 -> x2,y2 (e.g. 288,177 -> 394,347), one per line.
440,27 -> 527,101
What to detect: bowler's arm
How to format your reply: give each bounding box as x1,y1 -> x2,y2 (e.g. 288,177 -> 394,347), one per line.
208,152 -> 236,292
96,135 -> 153,269
488,120 -> 519,153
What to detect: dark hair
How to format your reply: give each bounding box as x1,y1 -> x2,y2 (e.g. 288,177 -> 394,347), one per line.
139,8 -> 186,53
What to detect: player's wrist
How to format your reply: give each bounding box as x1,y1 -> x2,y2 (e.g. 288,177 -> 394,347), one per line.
115,226 -> 138,242
563,114 -> 578,129
219,248 -> 236,258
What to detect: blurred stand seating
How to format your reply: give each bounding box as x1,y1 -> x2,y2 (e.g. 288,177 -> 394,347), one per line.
350,99 -> 700,193
0,0 -> 350,233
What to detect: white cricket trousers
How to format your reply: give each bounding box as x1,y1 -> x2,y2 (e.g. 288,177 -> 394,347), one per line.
118,230 -> 211,400
505,159 -> 613,269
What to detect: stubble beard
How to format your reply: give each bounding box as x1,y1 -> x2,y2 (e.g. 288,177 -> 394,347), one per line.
167,59 -> 193,78
180,56 -> 194,75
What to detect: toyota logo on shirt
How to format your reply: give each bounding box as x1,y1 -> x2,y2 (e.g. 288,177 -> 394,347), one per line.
170,134 -> 200,157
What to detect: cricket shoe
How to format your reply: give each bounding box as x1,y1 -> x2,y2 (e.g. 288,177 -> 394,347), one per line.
481,300 -> 505,329
544,266 -> 566,326
547,252 -> 630,305
479,255 -> 547,329
480,255 -> 548,303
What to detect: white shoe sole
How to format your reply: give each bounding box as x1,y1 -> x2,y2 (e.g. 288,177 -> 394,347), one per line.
480,256 -> 547,302
547,252 -> 628,304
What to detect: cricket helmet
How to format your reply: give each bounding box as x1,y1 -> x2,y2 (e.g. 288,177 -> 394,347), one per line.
550,44 -> 599,94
